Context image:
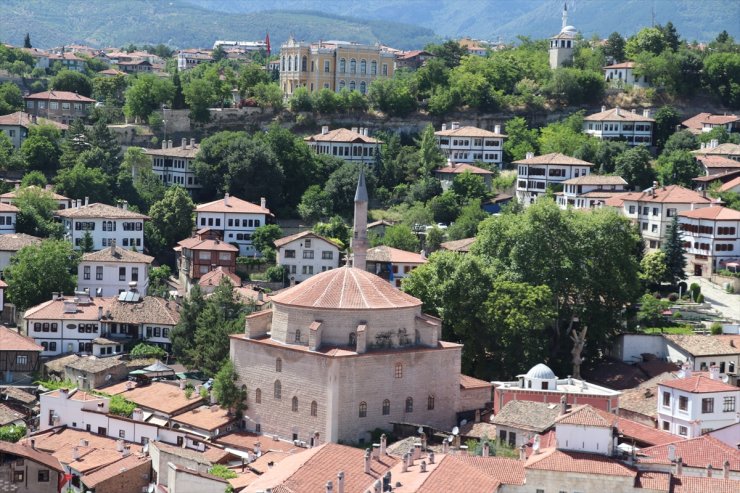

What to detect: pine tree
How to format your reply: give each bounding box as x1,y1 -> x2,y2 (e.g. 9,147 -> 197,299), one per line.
80,230 -> 94,253
23,33 -> 31,49
59,119 -> 89,169
172,69 -> 185,110
661,216 -> 686,286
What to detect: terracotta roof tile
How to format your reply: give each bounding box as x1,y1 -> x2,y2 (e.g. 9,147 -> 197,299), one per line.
671,475 -> 740,493
0,233 -> 42,251
24,296 -> 112,321
196,195 -> 271,215
584,107 -> 654,122
198,266 -> 241,287
434,125 -> 506,138
270,267 -> 422,310
56,203 -> 149,219
415,454 -> 502,493
682,112 -> 713,132
616,185 -> 714,205
603,62 -> 636,69
679,205 -> 740,221
0,441 -> 64,472
526,448 -> 636,477
513,152 -> 594,166
143,143 -> 200,158
492,400 -> 562,432
453,455 -> 526,485
664,334 -> 740,356
0,403 -> 25,426
177,236 -> 239,252
214,432 -> 299,454
0,386 -> 37,405
562,175 -> 627,185
659,374 -> 738,393
171,405 -> 235,432
25,90 -> 95,102
0,185 -> 70,201
640,435 -> 740,470
81,454 -> 150,488
588,406 -> 678,446
273,230 -> 337,248
305,128 -> 381,144
0,325 -> 43,351
105,296 -> 180,326
459,374 -> 492,390
0,112 -> 68,130
105,381 -> 203,415
0,202 -> 18,212
696,155 -> 740,169
692,143 -> 740,157
435,163 -> 496,175
82,245 -> 154,263
719,175 -> 740,192
555,404 -> 617,428
366,245 -> 427,265
440,237 -> 476,252
634,471 -> 671,490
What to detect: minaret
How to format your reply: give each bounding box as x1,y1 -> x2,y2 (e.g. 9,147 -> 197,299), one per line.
351,166 -> 368,271
562,2 -> 568,30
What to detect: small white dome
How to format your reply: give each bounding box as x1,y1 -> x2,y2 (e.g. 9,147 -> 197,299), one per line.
561,25 -> 577,34
525,363 -> 557,380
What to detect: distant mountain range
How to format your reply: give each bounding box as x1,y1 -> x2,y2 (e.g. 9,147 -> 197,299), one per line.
1,0 -> 737,51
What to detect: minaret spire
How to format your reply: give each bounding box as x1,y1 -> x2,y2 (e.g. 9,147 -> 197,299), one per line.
351,166 -> 368,271
562,2 -> 568,30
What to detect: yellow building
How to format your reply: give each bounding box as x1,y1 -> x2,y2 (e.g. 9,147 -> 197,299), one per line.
279,37 -> 396,96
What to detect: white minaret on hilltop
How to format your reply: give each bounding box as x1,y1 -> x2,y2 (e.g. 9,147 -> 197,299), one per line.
549,2 -> 577,69
562,1 -> 568,30
351,166 -> 368,271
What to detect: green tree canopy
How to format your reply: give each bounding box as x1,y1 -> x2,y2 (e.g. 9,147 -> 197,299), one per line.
213,360 -> 247,416
661,216 -> 686,286
51,70 -> 93,97
381,224 -> 420,252
124,74 -> 175,121
147,186 -> 195,251
21,124 -> 61,174
54,163 -> 112,204
14,187 -> 64,238
0,82 -> 22,115
251,224 -> 283,258
614,146 -> 655,190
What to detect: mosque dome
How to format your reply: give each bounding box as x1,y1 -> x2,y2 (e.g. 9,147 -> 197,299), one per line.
525,363 -> 557,380
562,25 -> 577,33
271,266 -> 422,310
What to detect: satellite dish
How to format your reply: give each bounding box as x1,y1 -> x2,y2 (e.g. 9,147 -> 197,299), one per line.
105,374 -> 112,381
417,426 -> 424,434
460,419 -> 468,427
721,374 -> 730,383
452,426 -> 459,436
447,436 -> 453,443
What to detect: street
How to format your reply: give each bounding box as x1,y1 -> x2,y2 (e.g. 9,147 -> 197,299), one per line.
687,275 -> 740,322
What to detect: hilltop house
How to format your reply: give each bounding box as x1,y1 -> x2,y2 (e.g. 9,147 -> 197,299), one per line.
304,126 -> 381,165
195,194 -> 273,257
57,201 -> 149,251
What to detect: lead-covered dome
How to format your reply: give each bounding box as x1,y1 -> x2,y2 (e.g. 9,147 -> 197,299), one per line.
271,266 -> 422,310
525,363 -> 557,380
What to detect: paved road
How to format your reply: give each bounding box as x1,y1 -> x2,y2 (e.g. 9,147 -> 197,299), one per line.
687,275 -> 740,322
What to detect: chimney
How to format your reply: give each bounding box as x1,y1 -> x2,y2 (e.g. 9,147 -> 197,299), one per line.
494,124 -> 501,134
168,139 -> 173,149
162,140 -> 167,150
676,458 -> 683,476
325,481 -> 333,493
401,453 -> 409,473
372,443 -> 380,459
45,184 -> 53,191
701,142 -> 706,149
710,139 -> 719,148
601,105 -> 606,113
321,125 -> 329,135
364,449 -> 371,474
668,444 -> 676,461
373,480 -> 381,493
257,291 -> 264,302
681,362 -> 692,378
52,292 -> 58,300
631,108 -> 636,113
442,440 -> 449,454
363,128 -> 369,137
122,200 -> 128,210
709,365 -> 720,380
73,447 -> 80,460
519,445 -> 526,461
441,123 -> 447,131
706,465 -> 713,478
182,137 -> 187,148
254,442 -> 261,456
30,439 -> 35,449
413,443 -> 422,460
98,306 -> 103,320
122,445 -> 131,458
116,439 -> 124,452
336,471 -> 345,493
84,196 -> 89,206
482,442 -> 490,457
475,409 -> 481,423
526,151 -> 534,159
351,127 -> 358,133
224,193 -> 230,206
380,434 -> 387,456
643,109 -> 650,118
190,138 -> 196,148
560,394 -> 568,415
260,197 -> 267,209
14,183 -> 19,190
179,379 -> 185,390
420,460 -> 427,473
616,106 -> 621,116
724,460 -> 731,479
132,408 -> 143,421
428,452 -> 435,464
451,121 -> 460,130
111,239 -> 116,254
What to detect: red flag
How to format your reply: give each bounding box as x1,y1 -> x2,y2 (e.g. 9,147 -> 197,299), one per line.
265,31 -> 271,57
58,472 -> 72,492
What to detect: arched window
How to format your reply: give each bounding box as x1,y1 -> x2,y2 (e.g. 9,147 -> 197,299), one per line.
405,397 -> 413,413
281,57 -> 285,71
359,401 -> 367,417
382,399 -> 390,415
276,358 -> 282,372
350,59 -> 356,74
359,81 -> 366,94
274,380 -> 281,399
370,60 -> 377,75
295,330 -> 301,343
349,80 -> 356,91
287,57 -> 292,72
339,58 -> 346,73
338,80 -> 346,90
301,56 -> 307,71
349,332 -> 357,347
255,388 -> 261,404
292,396 -> 298,412
395,362 -> 403,379
311,401 -> 317,417
360,59 -> 366,74
427,395 -> 435,410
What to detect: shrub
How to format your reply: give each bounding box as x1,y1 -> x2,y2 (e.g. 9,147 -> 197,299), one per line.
0,425 -> 26,443
653,292 -> 662,299
130,342 -> 167,359
667,293 -> 678,302
689,283 -> 701,298
696,293 -> 704,303
265,265 -> 287,282
710,322 -> 723,335
672,311 -> 681,319
208,464 -> 237,480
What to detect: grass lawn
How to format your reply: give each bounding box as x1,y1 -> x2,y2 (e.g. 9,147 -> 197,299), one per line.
642,326 -> 696,335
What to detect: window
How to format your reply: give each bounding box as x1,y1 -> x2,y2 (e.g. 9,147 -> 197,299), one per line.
119,267 -> 126,281
662,391 -> 670,407
405,397 -> 413,413
678,425 -> 688,436
131,267 -> 138,282
371,60 -> 377,75
199,251 -> 211,260
303,250 -> 314,259
324,60 -> 330,72
119,430 -> 126,438
679,395 -> 688,411
292,396 -> 298,412
360,59 -> 366,74
382,63 -> 388,75
321,251 -> 333,260
339,58 -> 346,73
359,81 -> 366,94
359,401 -> 367,417
276,358 -> 282,372
308,400 -> 317,416
382,399 -> 390,415
702,398 -> 714,414
274,380 -> 281,399
427,395 -> 435,410
667,208 -> 677,217
350,59 -> 356,73
395,362 -> 403,378
662,420 -> 670,431
38,470 -> 50,482
13,471 -> 23,483
295,330 -> 301,343
83,265 -> 90,280
724,396 -> 736,412
219,252 -> 231,261
255,388 -> 261,403
16,355 -> 28,365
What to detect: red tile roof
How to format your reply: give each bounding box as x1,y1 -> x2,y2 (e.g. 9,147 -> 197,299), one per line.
640,435 -> 740,470
679,205 -> 740,221
555,405 -> 616,428
459,374 -> 492,390
416,454 -> 502,493
671,475 -> 740,493
0,202 -> 18,212
603,62 -> 636,69
634,471 -> 671,490
273,230 -> 338,248
659,374 -> 738,393
0,441 -> 63,472
24,296 -> 112,321
270,267 -> 422,310
435,163 -> 495,176
366,245 -> 427,264
719,175 -> 740,192
56,202 -> 149,219
25,90 -> 95,102
0,325 -> 43,351
616,185 -> 714,205
198,266 -> 241,287
304,127 -> 381,144
696,155 -> 740,169
526,449 -> 636,477
584,107 -> 654,122
513,152 -> 594,166
453,455 -> 526,485
0,111 -> 68,130
440,237 -> 476,252
589,406 -> 678,446
171,405 -> 235,431
81,453 -> 150,488
435,125 -> 506,138
177,236 -> 238,252
196,195 -> 271,215
104,381 -> 204,415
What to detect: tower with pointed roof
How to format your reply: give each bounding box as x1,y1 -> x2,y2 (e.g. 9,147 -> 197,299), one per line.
549,2 -> 577,69
351,166 -> 368,271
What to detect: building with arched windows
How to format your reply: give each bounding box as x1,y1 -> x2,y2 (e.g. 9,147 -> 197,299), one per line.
229,172 -> 473,444
278,37 -> 396,97
549,3 -> 577,69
